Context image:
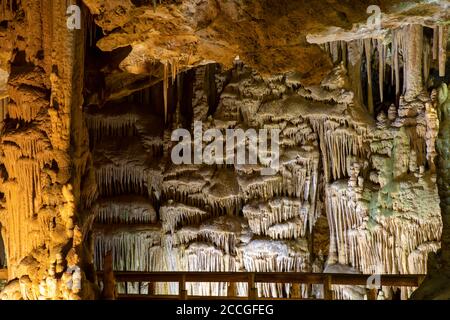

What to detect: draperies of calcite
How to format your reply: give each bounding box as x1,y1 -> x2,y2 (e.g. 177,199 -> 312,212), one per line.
90,50 -> 443,299
0,0 -> 448,301
0,0 -> 96,300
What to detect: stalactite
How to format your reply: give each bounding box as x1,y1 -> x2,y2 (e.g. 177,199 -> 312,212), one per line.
0,97 -> 8,117
85,111 -> 138,142
393,29 -> 401,96
438,25 -> 448,77
163,61 -> 169,123
0,97 -> 8,132
432,26 -> 438,61
172,227 -> 199,246
82,3 -> 96,48
93,196 -> 157,224
423,37 -> 431,86
404,25 -> 423,100
238,240 -> 309,298
95,163 -> 147,196
0,127 -> 56,278
309,118 -> 367,182
79,28 -> 446,301
94,230 -> 162,272
243,198 -> 305,236
325,164 -> 441,298
267,218 -> 306,239
160,203 -> 210,233
346,40 -> 364,108
341,41 -> 347,69
330,41 -> 340,63
238,175 -> 284,201
377,39 -> 384,103
364,38 -> 374,114
181,243 -> 239,296
199,230 -> 237,254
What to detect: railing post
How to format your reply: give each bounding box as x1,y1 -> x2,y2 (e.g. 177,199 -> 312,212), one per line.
291,283 -> 301,299
179,274 -> 188,300
101,251 -> 116,300
248,273 -> 257,300
147,281 -> 155,296
323,275 -> 332,300
367,288 -> 378,300
417,275 -> 426,287
227,282 -> 237,298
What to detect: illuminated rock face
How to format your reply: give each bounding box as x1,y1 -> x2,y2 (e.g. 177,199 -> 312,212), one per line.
90,56 -> 443,299
0,0 -> 449,300
0,1 -> 96,300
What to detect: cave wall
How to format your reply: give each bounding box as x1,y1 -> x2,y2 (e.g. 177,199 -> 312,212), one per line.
87,23 -> 445,298
0,0 -> 96,299
0,0 -> 448,300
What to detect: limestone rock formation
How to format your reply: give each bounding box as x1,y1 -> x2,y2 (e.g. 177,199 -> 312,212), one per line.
0,0 -> 449,300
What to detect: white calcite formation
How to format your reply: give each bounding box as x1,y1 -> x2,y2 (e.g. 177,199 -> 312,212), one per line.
411,83 -> 450,299
0,0 -> 447,300
87,25 -> 445,298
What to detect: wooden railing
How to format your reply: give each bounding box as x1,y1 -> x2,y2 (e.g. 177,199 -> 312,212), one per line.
96,271 -> 427,300
0,268 -> 426,300
0,269 -> 7,281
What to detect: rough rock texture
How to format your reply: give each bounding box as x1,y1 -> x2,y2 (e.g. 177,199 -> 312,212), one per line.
0,0 -> 97,299
411,83 -> 450,299
0,0 -> 449,300
83,0 -> 438,108
89,52 -> 442,298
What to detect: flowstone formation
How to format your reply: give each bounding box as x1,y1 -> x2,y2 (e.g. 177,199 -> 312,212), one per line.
0,1 -> 97,300
0,0 -> 449,300
411,83 -> 450,299
89,32 -> 444,298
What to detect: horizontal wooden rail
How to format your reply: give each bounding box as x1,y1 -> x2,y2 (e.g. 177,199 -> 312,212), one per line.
96,271 -> 426,300
0,269 -> 7,281
97,271 -> 425,287
0,268 -> 426,299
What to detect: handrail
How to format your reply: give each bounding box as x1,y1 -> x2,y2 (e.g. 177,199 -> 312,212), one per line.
97,271 -> 425,286
0,268 -> 7,281
96,271 -> 426,300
